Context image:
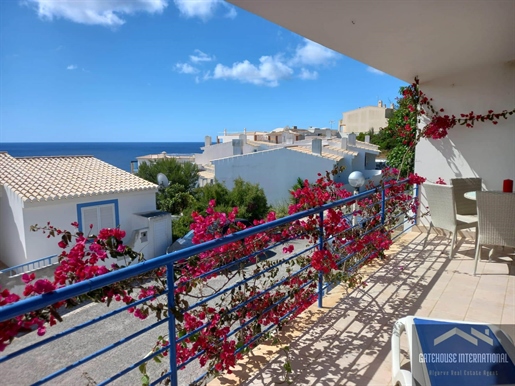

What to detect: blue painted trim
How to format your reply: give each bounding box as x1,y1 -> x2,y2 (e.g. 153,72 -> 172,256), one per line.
76,199 -> 120,233
0,179 -> 416,385
0,255 -> 57,276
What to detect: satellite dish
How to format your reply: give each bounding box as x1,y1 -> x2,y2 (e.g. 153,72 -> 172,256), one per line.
157,173 -> 169,188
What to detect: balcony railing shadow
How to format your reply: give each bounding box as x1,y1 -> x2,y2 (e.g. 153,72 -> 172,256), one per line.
211,233 -> 514,385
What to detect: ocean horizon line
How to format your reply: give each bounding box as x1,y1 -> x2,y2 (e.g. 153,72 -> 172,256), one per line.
1,141 -> 205,144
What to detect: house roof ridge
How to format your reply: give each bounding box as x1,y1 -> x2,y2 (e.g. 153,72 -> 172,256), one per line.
0,152 -> 158,203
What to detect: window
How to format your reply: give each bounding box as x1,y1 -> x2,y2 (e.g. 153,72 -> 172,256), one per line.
77,200 -> 119,236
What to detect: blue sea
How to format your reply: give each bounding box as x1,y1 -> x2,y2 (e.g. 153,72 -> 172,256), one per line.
0,142 -> 204,172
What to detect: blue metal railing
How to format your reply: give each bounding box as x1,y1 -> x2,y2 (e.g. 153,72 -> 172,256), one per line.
0,255 -> 58,277
0,180 -> 418,385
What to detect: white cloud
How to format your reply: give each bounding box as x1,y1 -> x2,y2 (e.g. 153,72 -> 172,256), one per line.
176,38 -> 336,87
173,0 -> 235,21
66,64 -> 77,70
290,39 -> 338,67
299,68 -> 318,80
27,0 -> 168,27
175,62 -> 199,74
224,6 -> 237,19
367,66 -> 385,75
190,49 -> 214,63
212,56 -> 293,87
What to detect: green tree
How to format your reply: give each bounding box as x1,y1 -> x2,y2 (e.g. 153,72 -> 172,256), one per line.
136,158 -> 199,192
136,158 -> 200,215
193,181 -> 232,214
384,87 -> 418,176
356,128 -> 397,154
157,183 -> 194,215
228,178 -> 269,221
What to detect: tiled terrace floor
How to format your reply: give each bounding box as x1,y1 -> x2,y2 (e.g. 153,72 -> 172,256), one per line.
209,231 -> 515,386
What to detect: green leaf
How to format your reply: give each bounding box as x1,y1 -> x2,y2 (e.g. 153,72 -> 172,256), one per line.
138,363 -> 147,375
172,307 -> 184,323
141,374 -> 150,386
283,361 -> 292,373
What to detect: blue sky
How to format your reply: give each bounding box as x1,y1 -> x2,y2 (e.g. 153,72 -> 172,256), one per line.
0,0 -> 406,142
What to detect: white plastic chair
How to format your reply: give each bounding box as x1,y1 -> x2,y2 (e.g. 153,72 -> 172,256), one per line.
474,191 -> 515,275
423,182 -> 477,258
391,315 -> 515,386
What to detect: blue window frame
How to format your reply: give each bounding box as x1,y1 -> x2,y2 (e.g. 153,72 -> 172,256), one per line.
76,199 -> 120,236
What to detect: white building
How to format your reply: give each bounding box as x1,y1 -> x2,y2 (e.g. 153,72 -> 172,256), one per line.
0,153 -> 171,268
132,151 -> 196,174
212,136 -> 381,205
228,0 -> 515,226
195,135 -> 262,167
339,100 -> 393,134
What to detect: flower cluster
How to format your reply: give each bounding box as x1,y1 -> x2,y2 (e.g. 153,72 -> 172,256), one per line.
397,77 -> 514,142
0,169 -> 425,384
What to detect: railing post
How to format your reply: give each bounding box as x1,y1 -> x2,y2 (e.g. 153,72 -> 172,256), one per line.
166,263 -> 178,386
414,184 -> 419,225
381,188 -> 386,225
318,211 -> 324,308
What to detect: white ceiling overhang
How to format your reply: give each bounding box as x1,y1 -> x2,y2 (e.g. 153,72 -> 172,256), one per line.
228,0 -> 515,83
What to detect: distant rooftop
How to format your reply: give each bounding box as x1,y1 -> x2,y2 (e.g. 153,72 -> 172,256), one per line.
0,152 -> 157,203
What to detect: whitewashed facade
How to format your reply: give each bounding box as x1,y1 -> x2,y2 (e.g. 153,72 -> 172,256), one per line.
212,137 -> 381,205
0,153 -> 171,268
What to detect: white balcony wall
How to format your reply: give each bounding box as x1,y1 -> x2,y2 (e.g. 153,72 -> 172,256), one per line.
416,62 -> 515,227
213,148 -> 335,206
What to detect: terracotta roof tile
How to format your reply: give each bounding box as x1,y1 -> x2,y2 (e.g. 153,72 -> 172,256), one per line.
0,153 -> 157,202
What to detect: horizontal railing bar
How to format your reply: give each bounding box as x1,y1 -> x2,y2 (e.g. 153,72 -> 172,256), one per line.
0,179 -> 416,386
181,244 -> 315,313
1,185 -> 399,322
0,255 -> 58,276
189,280 -> 314,386
34,317 -> 168,385
96,332 -> 172,386
0,293 -> 162,363
151,370 -> 173,386
183,250 -> 313,316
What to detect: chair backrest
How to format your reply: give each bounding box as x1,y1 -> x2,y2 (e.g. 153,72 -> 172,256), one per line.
423,183 -> 457,232
451,178 -> 482,215
476,192 -> 515,248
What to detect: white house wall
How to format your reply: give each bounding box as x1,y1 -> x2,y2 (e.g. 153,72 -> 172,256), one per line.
0,186 -> 27,267
213,148 -> 335,206
416,62 -> 515,227
19,191 -> 157,266
195,141 -> 256,166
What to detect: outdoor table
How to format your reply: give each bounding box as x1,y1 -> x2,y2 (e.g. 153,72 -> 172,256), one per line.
464,191 -> 477,200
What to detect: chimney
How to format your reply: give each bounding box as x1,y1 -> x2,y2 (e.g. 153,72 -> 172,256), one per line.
232,139 -> 243,155
378,100 -> 383,108
312,138 -> 322,155
341,137 -> 348,150
348,133 -> 356,146
205,135 -> 211,147
239,134 -> 246,145
365,135 -> 370,143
